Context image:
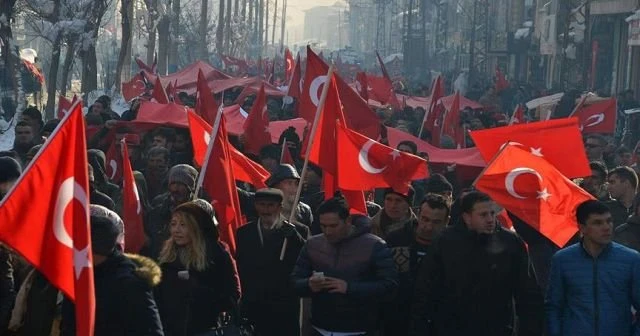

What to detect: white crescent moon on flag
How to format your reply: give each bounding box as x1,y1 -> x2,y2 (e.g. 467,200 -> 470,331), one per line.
310,75 -> 328,107
359,140 -> 387,174
204,132 -> 211,146
53,178 -> 89,249
505,167 -> 542,199
109,159 -> 117,179
585,113 -> 605,127
286,59 -> 293,71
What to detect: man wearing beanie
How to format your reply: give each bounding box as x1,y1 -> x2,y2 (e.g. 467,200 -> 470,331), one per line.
423,173 -> 454,205
0,157 -> 22,200
371,186 -> 418,239
145,164 -> 200,260
61,205 -> 164,335
265,164 -> 313,227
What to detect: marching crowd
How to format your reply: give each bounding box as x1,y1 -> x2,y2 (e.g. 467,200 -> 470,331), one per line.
0,90 -> 639,336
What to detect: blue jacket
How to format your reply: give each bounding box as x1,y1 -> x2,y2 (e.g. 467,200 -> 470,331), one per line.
545,242 -> 640,336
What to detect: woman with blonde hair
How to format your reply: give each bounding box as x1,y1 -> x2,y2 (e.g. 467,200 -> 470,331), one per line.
155,201 -> 241,336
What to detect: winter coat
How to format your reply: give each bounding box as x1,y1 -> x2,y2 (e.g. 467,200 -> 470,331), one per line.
0,246 -> 15,335
156,241 -> 241,336
61,252 -> 164,336
604,199 -> 634,229
383,221 -> 430,336
235,218 -> 309,336
292,216 -> 398,333
7,269 -> 59,336
614,215 -> 640,253
237,188 -> 314,227
371,208 -> 417,240
545,242 -> 640,336
410,223 -> 544,336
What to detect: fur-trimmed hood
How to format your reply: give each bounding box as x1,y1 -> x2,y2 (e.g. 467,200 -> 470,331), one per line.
125,253 -> 162,287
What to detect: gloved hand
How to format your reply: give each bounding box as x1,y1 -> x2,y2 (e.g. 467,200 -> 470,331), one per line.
279,223 -> 298,238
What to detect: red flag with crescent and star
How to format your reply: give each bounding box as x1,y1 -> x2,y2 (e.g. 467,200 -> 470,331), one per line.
243,84 -> 272,155
57,95 -> 78,119
195,69 -> 220,125
105,138 -> 123,185
121,138 -> 145,253
151,77 -> 169,104
474,144 -> 594,247
0,102 -> 95,336
121,73 -> 147,101
287,53 -> 302,100
187,110 -> 269,189
335,121 -> 429,194
469,118 -> 591,178
570,98 -> 617,134
284,48 -> 295,83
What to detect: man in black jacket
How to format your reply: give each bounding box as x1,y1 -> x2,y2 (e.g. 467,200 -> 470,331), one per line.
236,188 -> 309,336
62,206 -> 164,335
292,194 -> 398,335
410,191 -> 543,336
383,193 -> 450,336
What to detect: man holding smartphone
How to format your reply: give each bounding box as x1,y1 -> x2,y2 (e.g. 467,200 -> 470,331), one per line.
292,193 -> 398,336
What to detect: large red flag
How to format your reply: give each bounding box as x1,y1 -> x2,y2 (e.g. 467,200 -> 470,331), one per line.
121,139 -> 145,253
195,69 -> 221,125
151,77 -> 169,104
280,140 -> 295,165
299,47 -> 380,139
475,144 -> 594,247
441,91 -> 464,148
284,49 -> 295,83
510,105 -> 525,125
121,73 -> 147,101
287,53 -> 302,99
470,118 -> 591,178
243,84 -> 272,155
0,102 -> 94,335
306,74 -> 367,214
105,139 -> 123,185
200,116 -> 244,253
188,111 -> 269,188
571,98 -> 617,134
422,75 -> 445,140
336,121 -> 429,194
375,51 -> 401,109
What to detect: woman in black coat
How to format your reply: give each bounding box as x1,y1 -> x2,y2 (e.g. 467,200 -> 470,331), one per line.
155,201 -> 241,336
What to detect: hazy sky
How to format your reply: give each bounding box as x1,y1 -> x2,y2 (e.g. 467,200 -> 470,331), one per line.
286,0 -> 338,30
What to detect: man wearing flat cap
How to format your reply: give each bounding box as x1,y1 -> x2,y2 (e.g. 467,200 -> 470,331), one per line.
266,164 -> 314,227
235,188 -> 309,336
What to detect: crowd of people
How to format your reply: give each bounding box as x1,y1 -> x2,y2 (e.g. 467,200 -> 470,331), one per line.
0,82 -> 639,336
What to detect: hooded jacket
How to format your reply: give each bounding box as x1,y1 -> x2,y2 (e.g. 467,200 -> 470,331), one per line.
292,216 -> 398,333
410,223 -> 544,336
61,252 -> 164,336
87,149 -> 121,203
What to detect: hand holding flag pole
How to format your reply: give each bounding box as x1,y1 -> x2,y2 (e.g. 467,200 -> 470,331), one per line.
280,65 -> 336,261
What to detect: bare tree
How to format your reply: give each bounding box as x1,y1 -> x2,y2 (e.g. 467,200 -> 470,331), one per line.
114,0 -> 134,93
0,0 -> 21,119
168,0 -> 180,70
199,0 -> 208,60
216,0 -> 224,53
157,0 -> 171,74
78,0 -> 112,95
224,0 -> 231,53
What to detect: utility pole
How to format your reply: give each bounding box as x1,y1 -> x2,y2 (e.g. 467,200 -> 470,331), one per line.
582,0 -> 591,91
468,0 -> 478,84
280,0 -> 286,51
272,0 -> 278,49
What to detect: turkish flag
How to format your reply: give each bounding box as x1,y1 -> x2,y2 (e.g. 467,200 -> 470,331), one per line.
200,116 -> 244,253
287,53 -> 302,99
195,69 -> 220,125
571,98 -> 617,134
151,77 -> 169,104
57,95 -> 78,119
285,48 -> 295,83
0,102 -> 95,335
474,144 -> 594,247
423,75 -> 445,142
355,72 -> 369,101
105,139 -> 123,185
135,57 -> 155,74
243,84 -> 272,155
366,74 -> 399,107
121,73 -> 147,101
510,105 -> 525,125
375,51 -> 401,109
470,118 -> 591,178
280,140 -> 295,165
496,209 -> 514,230
336,121 -> 429,194
495,66 -> 509,92
187,111 -> 269,188
121,139 -> 145,253
299,47 -> 380,139
441,91 -> 464,148
306,74 -> 367,214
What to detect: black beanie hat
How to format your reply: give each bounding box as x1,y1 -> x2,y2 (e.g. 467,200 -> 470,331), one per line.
424,173 -> 453,194
90,204 -> 124,255
383,185 -> 416,206
0,157 -> 22,184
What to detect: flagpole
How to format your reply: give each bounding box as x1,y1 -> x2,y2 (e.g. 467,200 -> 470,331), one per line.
470,140 -> 514,187
280,137 -> 287,163
280,65 -> 335,261
569,93 -> 590,117
194,94 -> 225,198
418,76 -> 438,139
